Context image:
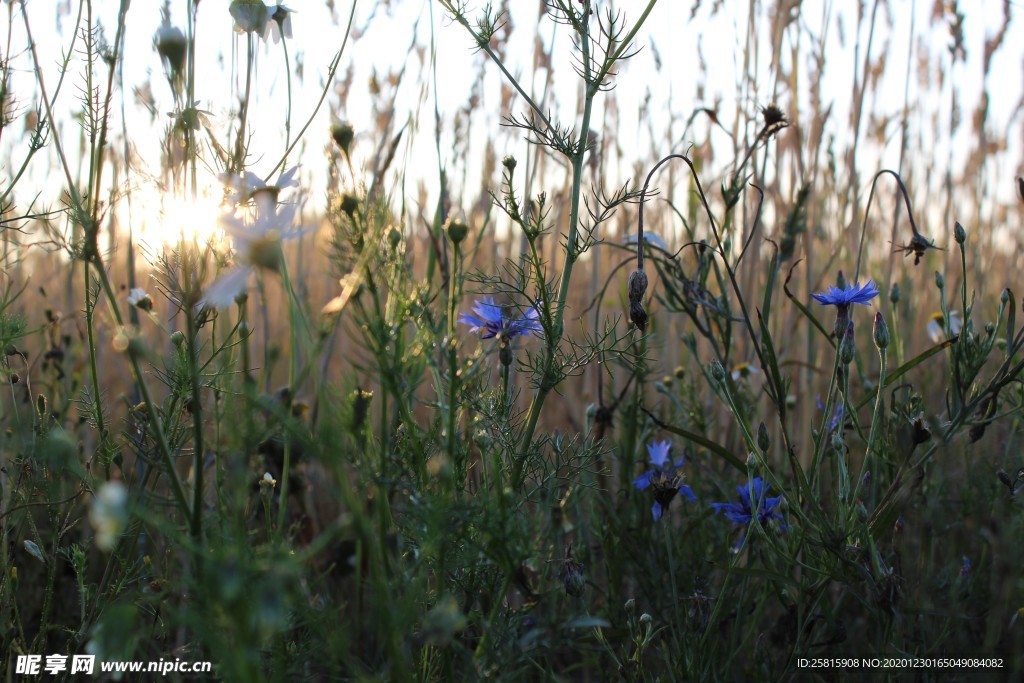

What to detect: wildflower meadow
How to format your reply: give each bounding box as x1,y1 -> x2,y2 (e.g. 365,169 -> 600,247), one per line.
2,0 -> 1024,680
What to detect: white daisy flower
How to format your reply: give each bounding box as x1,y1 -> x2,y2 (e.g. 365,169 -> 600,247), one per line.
731,362 -> 760,382
127,287 -> 153,312
623,232 -> 669,251
89,482 -> 129,552
201,200 -> 303,309
264,5 -> 295,44
229,0 -> 269,35
926,310 -> 962,343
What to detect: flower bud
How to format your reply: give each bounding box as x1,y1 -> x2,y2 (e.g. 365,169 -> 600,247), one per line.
757,422 -> 770,453
832,431 -> 845,452
935,271 -> 944,289
889,282 -> 900,305
872,312 -> 889,349
835,270 -> 848,291
624,598 -> 636,614
1001,288 -> 1010,306
155,22 -> 187,77
639,613 -> 653,626
709,359 -> 726,381
746,452 -> 757,469
337,195 -> 359,218
171,330 -> 186,348
840,321 -> 856,365
953,221 -> 966,244
502,155 -> 517,172
446,219 -> 468,245
331,122 -> 354,156
559,557 -> 586,597
387,227 -> 402,249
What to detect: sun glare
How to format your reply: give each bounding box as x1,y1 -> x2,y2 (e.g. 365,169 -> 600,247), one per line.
132,176 -> 229,249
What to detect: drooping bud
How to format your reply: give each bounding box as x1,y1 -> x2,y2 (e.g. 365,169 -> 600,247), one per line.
872,312 -> 889,349
627,269 -> 649,331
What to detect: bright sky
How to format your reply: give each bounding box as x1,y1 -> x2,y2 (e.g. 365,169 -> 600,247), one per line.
2,1 -> 1021,248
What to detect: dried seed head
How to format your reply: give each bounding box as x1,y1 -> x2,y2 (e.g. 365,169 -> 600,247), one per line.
627,269 -> 649,331
760,104 -> 788,136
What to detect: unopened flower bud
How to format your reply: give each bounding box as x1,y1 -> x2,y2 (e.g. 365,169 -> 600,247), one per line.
624,598 -> 636,613
340,193 -> 360,216
1001,288 -> 1010,306
835,270 -> 848,291
171,330 -> 186,348
757,422 -> 770,453
331,122 -> 354,156
709,359 -> 725,381
502,155 -> 517,172
935,272 -> 944,290
889,283 -> 900,305
953,221 -> 966,244
746,452 -> 757,469
840,322 -> 856,365
639,613 -> 653,626
386,227 -> 402,249
447,219 -> 468,245
832,431 -> 844,452
873,312 -> 889,349
559,557 -> 586,597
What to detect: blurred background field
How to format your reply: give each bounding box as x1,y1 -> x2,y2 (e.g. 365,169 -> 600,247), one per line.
2,0 -> 1024,680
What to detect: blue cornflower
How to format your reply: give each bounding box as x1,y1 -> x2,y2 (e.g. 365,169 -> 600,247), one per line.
458,297 -> 542,340
816,396 -> 845,432
812,277 -> 879,336
959,556 -> 972,579
811,280 -> 880,307
633,440 -> 696,522
711,477 -> 784,528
